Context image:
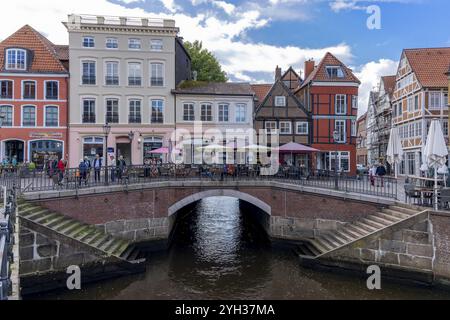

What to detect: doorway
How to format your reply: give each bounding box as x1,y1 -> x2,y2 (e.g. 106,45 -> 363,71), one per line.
4,140 -> 25,163
116,143 -> 132,165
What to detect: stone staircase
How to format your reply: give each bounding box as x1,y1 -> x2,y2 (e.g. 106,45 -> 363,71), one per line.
17,201 -> 143,264
296,203 -> 428,259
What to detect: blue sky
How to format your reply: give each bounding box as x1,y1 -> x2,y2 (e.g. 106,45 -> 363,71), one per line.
2,0 -> 449,114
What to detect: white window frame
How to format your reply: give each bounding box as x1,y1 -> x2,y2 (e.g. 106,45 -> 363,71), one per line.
81,60 -> 97,85
105,98 -> 120,124
200,103 -> 213,122
21,80 -> 36,100
128,99 -> 142,124
0,79 -> 14,100
265,121 -> 277,134
82,36 -> 95,48
44,105 -> 59,127
104,61 -> 120,86
0,105 -> 13,127
326,66 -> 344,78
21,105 -> 36,127
81,97 -> 97,124
150,99 -> 164,124
351,119 -> 357,137
44,80 -> 59,100
183,102 -> 195,122
296,121 -> 308,135
279,121 -> 292,135
106,37 -> 118,49
127,62 -> 142,86
150,62 -> 165,87
5,49 -> 27,71
150,39 -> 163,51
429,92 -> 442,110
335,94 -> 347,115
235,103 -> 246,123
274,96 -> 286,107
352,95 -> 358,109
128,38 -> 141,50
335,119 -> 346,143
218,103 -> 229,122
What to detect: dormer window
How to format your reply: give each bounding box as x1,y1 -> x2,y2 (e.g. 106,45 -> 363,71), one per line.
275,96 -> 286,107
326,66 -> 344,78
6,49 -> 26,70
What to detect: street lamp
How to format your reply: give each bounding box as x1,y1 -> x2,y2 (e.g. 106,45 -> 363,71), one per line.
0,114 -> 4,161
103,122 -> 111,185
333,130 -> 340,190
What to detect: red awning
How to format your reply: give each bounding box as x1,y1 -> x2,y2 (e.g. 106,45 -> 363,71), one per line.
277,142 -> 319,153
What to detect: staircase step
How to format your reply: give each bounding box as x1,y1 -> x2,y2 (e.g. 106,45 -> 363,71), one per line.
91,235 -> 110,248
367,215 -> 394,226
19,206 -> 41,216
304,242 -> 321,256
127,248 -> 141,261
342,226 -> 366,239
100,238 -> 118,252
334,230 -> 356,242
83,232 -> 104,245
354,221 -> 378,233
120,245 -> 136,260
67,225 -> 90,238
382,208 -> 413,219
346,224 -> 370,237
74,227 -> 98,241
374,212 -> 402,223
390,205 -> 420,215
43,216 -> 67,227
113,241 -> 131,257
325,232 -> 347,245
34,212 -> 60,224
53,219 -> 77,232
321,233 -> 343,247
24,209 -> 50,220
108,240 -> 128,256
60,222 -> 83,236
311,238 -> 334,252
361,218 -> 386,229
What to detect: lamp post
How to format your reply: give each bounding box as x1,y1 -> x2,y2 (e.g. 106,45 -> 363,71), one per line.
0,113 -> 4,162
103,122 -> 111,185
333,130 -> 340,190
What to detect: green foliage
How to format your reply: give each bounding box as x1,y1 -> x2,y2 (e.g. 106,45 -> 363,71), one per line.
184,40 -> 228,82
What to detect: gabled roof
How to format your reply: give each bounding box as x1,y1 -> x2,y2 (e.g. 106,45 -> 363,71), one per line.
172,81 -> 254,96
403,47 -> 450,88
255,78 -> 310,117
0,25 -> 68,73
381,75 -> 396,98
251,84 -> 272,106
300,52 -> 360,89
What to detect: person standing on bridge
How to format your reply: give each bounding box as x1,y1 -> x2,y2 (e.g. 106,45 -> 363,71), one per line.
57,157 -> 66,186
116,155 -> 127,181
78,159 -> 88,186
93,154 -> 102,183
376,162 -> 387,187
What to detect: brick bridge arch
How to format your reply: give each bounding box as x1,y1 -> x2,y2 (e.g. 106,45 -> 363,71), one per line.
167,189 -> 272,216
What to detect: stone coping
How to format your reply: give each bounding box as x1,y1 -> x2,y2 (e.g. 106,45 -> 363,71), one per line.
21,180 -> 396,206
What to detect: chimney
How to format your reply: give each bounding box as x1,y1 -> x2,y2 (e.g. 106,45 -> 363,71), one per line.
275,66 -> 282,81
304,59 -> 315,79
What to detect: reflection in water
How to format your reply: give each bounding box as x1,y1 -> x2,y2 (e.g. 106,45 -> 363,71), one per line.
29,197 -> 450,300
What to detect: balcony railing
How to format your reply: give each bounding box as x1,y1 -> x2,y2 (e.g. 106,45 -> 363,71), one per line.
128,77 -> 142,86
128,115 -> 142,124
150,77 -> 164,86
82,76 -> 96,85
106,115 -> 119,123
82,114 -> 96,123
105,76 -> 119,86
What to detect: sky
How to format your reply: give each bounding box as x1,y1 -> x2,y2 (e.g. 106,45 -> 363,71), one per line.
1,0 -> 450,116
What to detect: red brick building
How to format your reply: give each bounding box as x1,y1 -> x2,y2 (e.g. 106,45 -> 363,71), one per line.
296,53 -> 361,175
0,25 -> 69,168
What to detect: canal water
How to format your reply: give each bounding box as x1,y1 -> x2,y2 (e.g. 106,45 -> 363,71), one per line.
33,197 -> 450,300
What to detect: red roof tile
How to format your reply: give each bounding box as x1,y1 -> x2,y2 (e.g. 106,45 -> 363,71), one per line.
404,48 -> 450,88
381,75 -> 396,98
301,52 -> 360,88
0,25 -> 67,73
251,84 -> 272,106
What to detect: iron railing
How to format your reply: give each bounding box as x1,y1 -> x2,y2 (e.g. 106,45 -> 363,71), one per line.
0,184 -> 17,300
0,164 -> 398,199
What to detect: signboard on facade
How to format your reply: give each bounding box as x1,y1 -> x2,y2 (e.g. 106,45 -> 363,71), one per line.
29,132 -> 63,139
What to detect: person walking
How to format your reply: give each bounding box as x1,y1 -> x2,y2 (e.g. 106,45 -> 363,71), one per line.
78,159 -> 88,186
376,162 -> 387,187
93,154 -> 102,183
57,157 -> 66,186
369,164 -> 377,187
116,155 -> 126,181
84,156 -> 92,183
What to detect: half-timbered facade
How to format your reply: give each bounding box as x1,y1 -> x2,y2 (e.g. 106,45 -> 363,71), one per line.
296,53 -> 360,175
392,48 -> 450,176
253,67 -> 311,166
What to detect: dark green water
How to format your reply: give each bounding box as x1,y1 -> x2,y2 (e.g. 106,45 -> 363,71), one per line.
32,197 -> 450,300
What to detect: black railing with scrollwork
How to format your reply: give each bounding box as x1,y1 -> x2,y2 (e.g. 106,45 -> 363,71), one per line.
0,184 -> 16,300
0,164 -> 398,199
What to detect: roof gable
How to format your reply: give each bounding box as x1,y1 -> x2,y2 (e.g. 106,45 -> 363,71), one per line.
403,47 -> 450,88
0,25 -> 67,73
255,79 -> 310,117
300,52 -> 360,88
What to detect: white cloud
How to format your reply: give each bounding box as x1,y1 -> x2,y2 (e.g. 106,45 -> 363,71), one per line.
353,58 -> 398,116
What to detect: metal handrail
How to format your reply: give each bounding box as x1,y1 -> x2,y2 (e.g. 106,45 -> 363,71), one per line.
0,164 -> 398,199
0,184 -> 16,300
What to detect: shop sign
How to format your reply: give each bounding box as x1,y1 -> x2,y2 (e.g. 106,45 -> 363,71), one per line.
29,132 -> 63,139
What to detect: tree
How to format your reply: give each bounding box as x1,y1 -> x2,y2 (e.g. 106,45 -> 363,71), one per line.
184,40 -> 228,82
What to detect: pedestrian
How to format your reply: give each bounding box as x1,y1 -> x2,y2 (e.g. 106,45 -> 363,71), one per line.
57,157 -> 66,185
84,156 -> 92,182
116,155 -> 126,181
78,158 -> 88,186
93,154 -> 102,183
369,164 -> 377,187
109,155 -> 116,182
376,162 -> 387,187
